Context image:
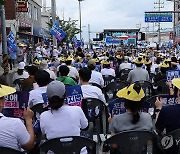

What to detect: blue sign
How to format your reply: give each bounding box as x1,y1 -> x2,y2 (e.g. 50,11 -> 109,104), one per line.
108,99 -> 126,116
161,95 -> 178,106
2,91 -> 29,119
109,99 -> 150,117
7,31 -> 17,53
65,85 -> 83,107
166,70 -> 180,82
50,21 -> 67,42
145,13 -> 172,22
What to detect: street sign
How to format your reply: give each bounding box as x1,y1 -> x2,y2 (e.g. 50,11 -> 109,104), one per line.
145,13 -> 172,22
16,0 -> 28,12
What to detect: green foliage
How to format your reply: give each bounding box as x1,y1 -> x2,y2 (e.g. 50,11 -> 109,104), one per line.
0,0 -> 4,5
47,17 -> 80,43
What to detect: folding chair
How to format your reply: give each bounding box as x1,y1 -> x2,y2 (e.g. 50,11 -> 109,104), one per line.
82,98 -> 108,135
40,136 -> 96,154
104,80 -> 128,103
103,130 -> 153,154
103,75 -> 116,87
135,80 -> 154,99
156,79 -> 169,95
0,147 -> 24,154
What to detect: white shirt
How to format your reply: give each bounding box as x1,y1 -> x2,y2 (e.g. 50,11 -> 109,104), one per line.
13,71 -> 29,82
35,46 -> 42,58
151,64 -> 159,74
44,69 -> 56,80
40,105 -> 88,139
89,70 -> 104,88
119,62 -> 132,71
42,48 -> 48,57
68,66 -> 79,79
81,85 -> 106,104
101,68 -> 115,77
52,49 -> 60,58
28,86 -> 47,108
0,113 -> 30,151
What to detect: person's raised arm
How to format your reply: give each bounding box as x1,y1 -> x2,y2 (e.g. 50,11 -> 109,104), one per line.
22,107 -> 35,151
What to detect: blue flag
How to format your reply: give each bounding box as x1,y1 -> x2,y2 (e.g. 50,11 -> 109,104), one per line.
7,31 -> 17,53
72,35 -> 78,47
167,41 -> 172,49
81,38 -> 84,47
50,21 -> 67,42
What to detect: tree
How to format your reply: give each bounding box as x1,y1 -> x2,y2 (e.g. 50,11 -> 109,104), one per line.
47,16 -> 80,44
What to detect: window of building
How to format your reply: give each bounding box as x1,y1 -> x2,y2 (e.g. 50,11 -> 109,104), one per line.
34,6 -> 38,20
28,3 -> 32,18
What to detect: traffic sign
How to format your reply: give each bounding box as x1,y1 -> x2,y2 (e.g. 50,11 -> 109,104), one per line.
145,13 -> 172,22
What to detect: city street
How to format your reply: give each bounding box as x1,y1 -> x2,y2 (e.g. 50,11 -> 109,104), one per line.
0,0 -> 179,154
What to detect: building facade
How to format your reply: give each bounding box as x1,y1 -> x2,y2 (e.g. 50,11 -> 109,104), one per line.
16,0 -> 43,45
175,1 -> 180,43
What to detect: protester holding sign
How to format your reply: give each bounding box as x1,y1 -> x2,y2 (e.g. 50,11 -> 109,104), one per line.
155,78 -> 180,133
109,83 -> 152,154
40,81 -> 88,153
110,83 -> 153,134
0,85 -> 35,151
155,78 -> 180,154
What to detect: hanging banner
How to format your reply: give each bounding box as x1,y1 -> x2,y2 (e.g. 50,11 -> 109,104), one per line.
7,31 -> 17,53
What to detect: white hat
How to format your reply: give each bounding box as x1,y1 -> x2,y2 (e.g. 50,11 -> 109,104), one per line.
18,62 -> 26,69
39,60 -> 48,70
54,46 -> 57,48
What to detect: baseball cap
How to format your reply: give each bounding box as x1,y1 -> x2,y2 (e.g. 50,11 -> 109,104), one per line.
47,81 -> 65,99
18,62 -> 26,69
88,59 -> 96,67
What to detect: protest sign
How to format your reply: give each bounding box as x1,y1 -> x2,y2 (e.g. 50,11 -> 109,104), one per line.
2,91 -> 29,119
108,99 -> 150,116
65,85 -> 83,107
166,70 -> 180,82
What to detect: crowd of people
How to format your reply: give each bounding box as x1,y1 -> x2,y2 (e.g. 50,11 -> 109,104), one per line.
0,43 -> 180,154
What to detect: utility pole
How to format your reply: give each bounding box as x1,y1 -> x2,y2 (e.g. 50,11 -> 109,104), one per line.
0,1 -> 9,78
173,0 -> 176,42
154,0 -> 164,46
152,22 -> 155,42
88,24 -> 90,49
51,0 -> 57,46
78,0 -> 84,41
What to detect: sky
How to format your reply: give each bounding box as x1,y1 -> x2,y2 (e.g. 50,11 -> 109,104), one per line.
46,0 -> 173,41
